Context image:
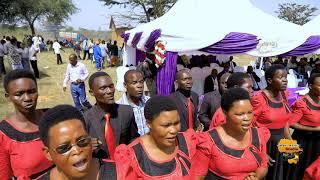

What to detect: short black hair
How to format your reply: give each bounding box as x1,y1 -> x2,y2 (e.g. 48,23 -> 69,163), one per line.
3,69 -> 37,93
221,87 -> 251,112
226,72 -> 250,88
144,96 -> 178,121
88,71 -> 110,89
39,105 -> 86,146
308,73 -> 320,85
124,70 -> 143,83
175,69 -> 190,81
265,64 -> 286,82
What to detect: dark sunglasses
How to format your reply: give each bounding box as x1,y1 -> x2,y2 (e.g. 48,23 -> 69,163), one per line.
53,136 -> 91,155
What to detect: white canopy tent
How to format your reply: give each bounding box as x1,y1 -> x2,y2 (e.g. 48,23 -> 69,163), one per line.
123,0 -> 309,66
303,15 -> 320,54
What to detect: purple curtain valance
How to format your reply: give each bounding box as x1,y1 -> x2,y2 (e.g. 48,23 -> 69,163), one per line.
157,51 -> 178,95
280,35 -> 320,57
201,32 -> 259,54
131,32 -> 143,48
121,33 -> 130,43
145,29 -> 162,52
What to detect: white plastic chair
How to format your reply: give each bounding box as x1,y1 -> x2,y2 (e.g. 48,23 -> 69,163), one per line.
233,66 -> 245,73
287,69 -> 299,88
177,64 -> 185,71
191,67 -> 204,95
210,63 -> 220,68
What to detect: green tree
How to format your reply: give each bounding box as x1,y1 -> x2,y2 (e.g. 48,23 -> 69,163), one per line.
99,0 -> 177,22
276,3 -> 318,25
1,0 -> 77,35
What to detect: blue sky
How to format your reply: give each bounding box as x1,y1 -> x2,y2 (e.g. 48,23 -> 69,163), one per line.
66,0 -> 320,30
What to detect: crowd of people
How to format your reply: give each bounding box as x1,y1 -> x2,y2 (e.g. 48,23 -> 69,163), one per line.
1,48 -> 320,180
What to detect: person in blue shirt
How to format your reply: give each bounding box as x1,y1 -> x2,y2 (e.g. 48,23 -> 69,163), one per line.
93,40 -> 102,71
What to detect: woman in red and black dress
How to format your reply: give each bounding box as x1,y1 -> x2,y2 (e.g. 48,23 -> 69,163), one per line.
38,105 -> 118,180
286,73 -> 320,180
303,156 -> 320,180
251,64 -> 291,180
0,69 -> 53,179
114,96 -> 198,179
209,72 -> 254,128
193,88 -> 269,179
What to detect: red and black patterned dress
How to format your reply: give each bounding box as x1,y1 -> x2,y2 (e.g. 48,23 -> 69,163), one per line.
286,96 -> 320,180
192,127 -> 270,179
252,90 -> 291,180
0,119 -> 53,179
114,130 -> 198,179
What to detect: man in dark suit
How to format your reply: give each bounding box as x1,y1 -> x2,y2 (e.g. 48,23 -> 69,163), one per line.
199,72 -> 230,130
84,72 -> 139,159
170,69 -> 201,132
204,69 -> 218,94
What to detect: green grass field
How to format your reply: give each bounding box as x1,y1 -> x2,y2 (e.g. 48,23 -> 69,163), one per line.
0,49 -> 122,118
0,48 -> 255,118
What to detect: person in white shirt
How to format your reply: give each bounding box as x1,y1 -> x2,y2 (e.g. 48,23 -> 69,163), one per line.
52,40 -> 64,65
28,39 -> 40,78
63,54 -> 92,112
0,39 -> 6,74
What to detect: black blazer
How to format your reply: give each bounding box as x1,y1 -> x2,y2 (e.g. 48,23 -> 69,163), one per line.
204,75 -> 217,94
198,91 -> 221,131
169,91 -> 199,132
84,104 -> 139,159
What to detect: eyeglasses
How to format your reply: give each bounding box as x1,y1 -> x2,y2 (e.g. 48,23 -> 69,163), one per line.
53,136 -> 91,155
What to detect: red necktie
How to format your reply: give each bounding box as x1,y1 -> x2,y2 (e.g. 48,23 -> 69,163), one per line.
188,98 -> 193,129
104,113 -> 116,160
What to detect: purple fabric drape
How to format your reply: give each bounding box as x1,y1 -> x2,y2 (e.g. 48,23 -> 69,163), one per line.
145,29 -> 162,52
201,32 -> 258,54
121,33 -> 130,43
131,32 -> 143,48
136,49 -> 146,65
280,36 -> 320,57
157,51 -> 178,95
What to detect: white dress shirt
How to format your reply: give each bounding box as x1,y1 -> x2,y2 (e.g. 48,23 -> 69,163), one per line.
63,62 -> 89,87
52,42 -> 61,54
28,45 -> 39,61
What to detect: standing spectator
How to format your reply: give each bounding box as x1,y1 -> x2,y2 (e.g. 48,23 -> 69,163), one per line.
88,39 -> 94,61
28,39 -> 40,78
73,41 -> 82,60
217,63 -> 230,81
204,69 -> 218,94
311,61 -> 320,75
247,66 -> 260,91
3,36 -> 11,55
20,42 -> 30,70
7,37 -> 23,70
82,38 -> 89,60
99,40 -> 107,67
63,54 -> 92,113
93,40 -> 102,71
136,52 -> 158,97
0,39 -> 6,75
110,41 -> 118,66
117,70 -> 150,136
52,40 -> 64,65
